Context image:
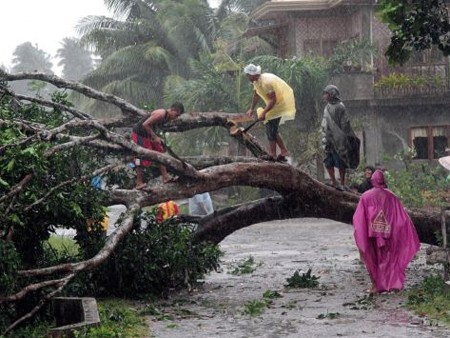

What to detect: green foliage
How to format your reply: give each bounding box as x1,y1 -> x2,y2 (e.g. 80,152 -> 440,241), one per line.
0,299 -> 148,338
228,255 -> 260,275
242,289 -> 282,317
262,289 -> 283,299
0,94 -> 107,269
407,274 -> 450,326
0,92 -> 113,332
71,210 -> 222,297
0,240 -> 20,296
57,37 -> 94,81
330,39 -> 378,74
377,0 -> 450,65
42,236 -> 80,266
375,72 -> 445,89
0,321 -> 50,338
285,269 -> 320,289
73,299 -> 148,338
316,312 -> 340,319
242,299 -> 270,317
384,158 -> 449,208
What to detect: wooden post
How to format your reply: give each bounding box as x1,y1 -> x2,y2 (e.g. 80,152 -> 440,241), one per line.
442,207 -> 449,282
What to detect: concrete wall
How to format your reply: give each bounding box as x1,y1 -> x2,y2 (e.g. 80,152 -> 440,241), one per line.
347,98 -> 450,168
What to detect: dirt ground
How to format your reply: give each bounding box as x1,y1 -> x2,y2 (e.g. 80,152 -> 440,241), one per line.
147,218 -> 450,338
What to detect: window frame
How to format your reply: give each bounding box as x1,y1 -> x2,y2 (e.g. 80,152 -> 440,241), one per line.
409,125 -> 450,160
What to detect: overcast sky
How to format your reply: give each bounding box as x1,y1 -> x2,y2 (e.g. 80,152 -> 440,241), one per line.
1,0 -> 220,74
0,0 -> 110,72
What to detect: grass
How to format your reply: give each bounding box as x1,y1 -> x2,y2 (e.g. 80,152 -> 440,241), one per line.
46,235 -> 79,256
72,299 -> 149,338
1,299 -> 148,338
406,274 -> 450,327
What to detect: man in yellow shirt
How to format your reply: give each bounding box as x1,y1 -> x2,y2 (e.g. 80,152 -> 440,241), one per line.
244,64 -> 296,162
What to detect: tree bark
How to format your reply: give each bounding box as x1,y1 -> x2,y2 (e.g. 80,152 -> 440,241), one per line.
0,71 -> 443,324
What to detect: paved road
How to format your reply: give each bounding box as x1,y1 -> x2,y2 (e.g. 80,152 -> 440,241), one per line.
148,218 -> 450,338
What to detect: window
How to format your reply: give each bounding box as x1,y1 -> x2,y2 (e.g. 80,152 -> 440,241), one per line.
410,126 -> 450,159
304,40 -> 337,58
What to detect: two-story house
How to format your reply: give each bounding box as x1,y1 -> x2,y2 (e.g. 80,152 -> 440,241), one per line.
250,0 -> 450,168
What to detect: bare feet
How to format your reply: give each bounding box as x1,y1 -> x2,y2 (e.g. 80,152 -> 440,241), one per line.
162,175 -> 177,184
135,183 -> 147,190
367,285 -> 377,294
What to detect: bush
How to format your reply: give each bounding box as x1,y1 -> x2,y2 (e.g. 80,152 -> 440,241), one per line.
407,275 -> 450,326
0,240 -> 20,297
71,210 -> 222,297
384,161 -> 449,209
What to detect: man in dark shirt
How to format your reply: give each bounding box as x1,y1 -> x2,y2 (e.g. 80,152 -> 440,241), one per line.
132,102 -> 184,188
320,85 -> 359,189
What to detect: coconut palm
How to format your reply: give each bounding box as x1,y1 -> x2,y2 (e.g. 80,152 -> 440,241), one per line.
75,0 -> 217,111
56,38 -> 94,81
10,42 -> 54,97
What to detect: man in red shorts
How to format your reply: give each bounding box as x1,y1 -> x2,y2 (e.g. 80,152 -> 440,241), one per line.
132,102 -> 184,189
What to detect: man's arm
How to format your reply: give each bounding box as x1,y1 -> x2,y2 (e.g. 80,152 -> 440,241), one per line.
246,92 -> 261,117
258,91 -> 276,121
142,108 -> 166,143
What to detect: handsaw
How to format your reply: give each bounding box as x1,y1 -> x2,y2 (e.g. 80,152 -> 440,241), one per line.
229,119 -> 260,136
226,114 -> 254,124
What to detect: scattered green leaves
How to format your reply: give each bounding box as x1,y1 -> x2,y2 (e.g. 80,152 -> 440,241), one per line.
317,312 -> 340,320
228,256 -> 261,275
242,299 -> 270,317
406,274 -> 450,326
285,269 -> 320,289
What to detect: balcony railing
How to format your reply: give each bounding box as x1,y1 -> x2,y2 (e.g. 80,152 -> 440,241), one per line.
374,84 -> 449,99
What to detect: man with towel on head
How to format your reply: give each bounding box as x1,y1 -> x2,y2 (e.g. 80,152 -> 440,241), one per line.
244,64 -> 296,163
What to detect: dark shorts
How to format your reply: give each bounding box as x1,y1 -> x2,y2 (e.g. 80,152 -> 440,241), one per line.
324,151 -> 347,169
132,131 -> 164,167
265,117 -> 281,141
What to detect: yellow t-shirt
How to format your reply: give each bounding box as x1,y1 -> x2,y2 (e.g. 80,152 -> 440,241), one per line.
253,73 -> 296,124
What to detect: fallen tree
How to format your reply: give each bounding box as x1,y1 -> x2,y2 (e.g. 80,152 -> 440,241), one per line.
0,70 -> 443,334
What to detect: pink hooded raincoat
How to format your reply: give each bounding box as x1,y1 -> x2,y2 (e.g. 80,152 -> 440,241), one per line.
352,170 -> 420,293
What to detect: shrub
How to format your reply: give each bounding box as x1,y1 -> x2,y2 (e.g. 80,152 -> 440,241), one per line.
71,210 -> 222,297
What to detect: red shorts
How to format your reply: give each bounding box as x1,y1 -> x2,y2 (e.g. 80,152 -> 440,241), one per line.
132,131 -> 164,167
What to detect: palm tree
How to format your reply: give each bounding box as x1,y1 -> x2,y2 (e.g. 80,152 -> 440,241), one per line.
76,0 -> 217,110
56,38 -> 94,81
10,42 -> 54,97
11,42 -> 53,74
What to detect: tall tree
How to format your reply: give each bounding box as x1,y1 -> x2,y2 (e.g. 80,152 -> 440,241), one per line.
10,42 -> 54,97
11,42 -> 53,74
76,0 -> 217,108
0,69 -> 443,335
377,0 -> 450,65
56,38 -> 94,81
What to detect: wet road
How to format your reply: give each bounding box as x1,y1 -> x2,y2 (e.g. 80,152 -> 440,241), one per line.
148,218 -> 450,338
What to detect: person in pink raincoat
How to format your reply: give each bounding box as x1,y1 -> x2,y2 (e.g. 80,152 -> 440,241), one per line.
352,170 -> 420,293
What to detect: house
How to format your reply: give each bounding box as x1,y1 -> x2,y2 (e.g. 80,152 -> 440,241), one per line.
250,0 -> 450,168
